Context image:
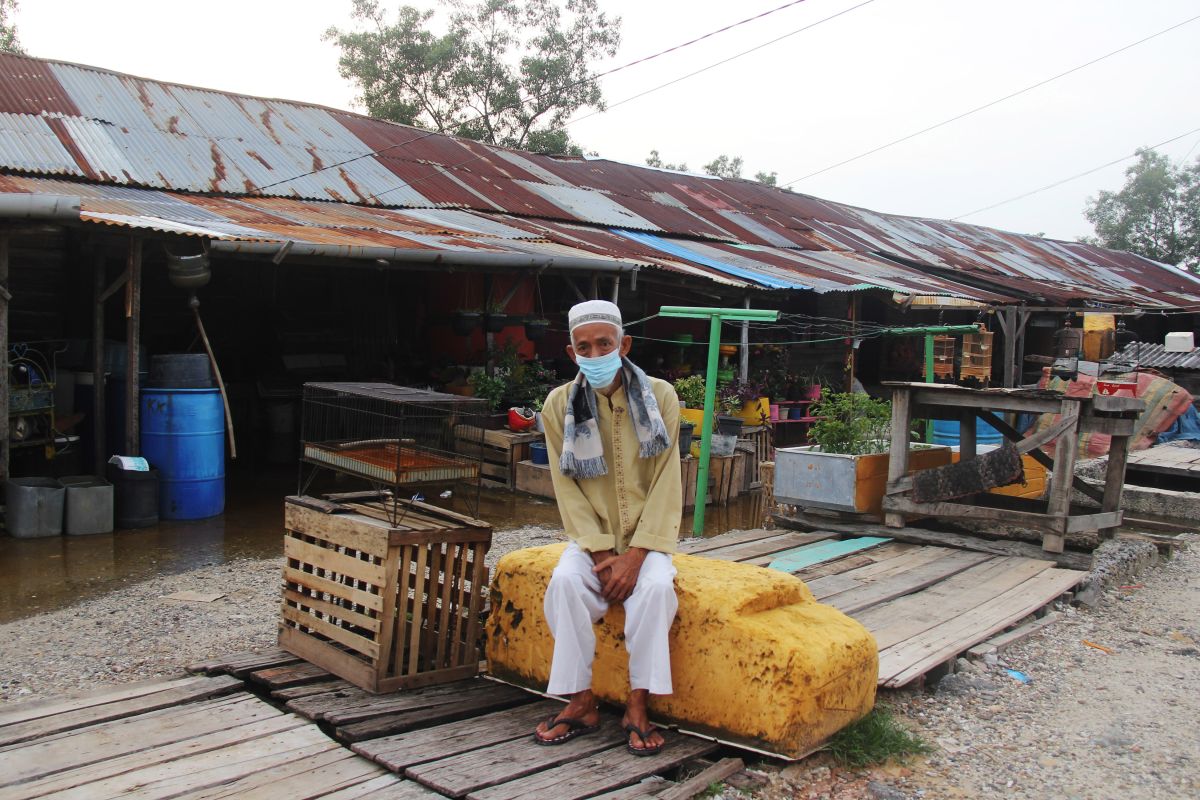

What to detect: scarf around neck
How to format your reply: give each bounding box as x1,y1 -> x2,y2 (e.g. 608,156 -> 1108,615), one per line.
559,356 -> 671,480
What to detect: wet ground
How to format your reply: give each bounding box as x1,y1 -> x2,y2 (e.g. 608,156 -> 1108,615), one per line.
0,467 -> 763,623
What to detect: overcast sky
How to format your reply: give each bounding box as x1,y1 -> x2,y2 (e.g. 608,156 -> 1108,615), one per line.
16,0 -> 1200,242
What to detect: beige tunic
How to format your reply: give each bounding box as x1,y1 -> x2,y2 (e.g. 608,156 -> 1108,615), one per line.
542,377 -> 682,555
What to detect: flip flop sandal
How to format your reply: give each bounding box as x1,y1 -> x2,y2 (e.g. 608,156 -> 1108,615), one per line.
533,713 -> 601,745
624,723 -> 664,757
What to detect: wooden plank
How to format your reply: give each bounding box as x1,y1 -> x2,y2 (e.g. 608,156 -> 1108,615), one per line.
278,625 -> 379,693
589,777 -> 673,799
676,528 -> 789,555
285,502 -> 391,558
0,675 -> 224,730
791,542 -> 915,581
1043,397 -> 1082,554
27,728 -> 338,800
696,532 -> 835,563
803,573 -> 863,600
884,386 -> 913,528
853,557 -> 1054,652
823,544 -> 955,584
182,749 -> 390,800
405,717 -> 624,797
967,611 -> 1063,659
0,675 -> 243,748
2,711 -> 305,799
284,536 -> 388,587
310,774 -> 441,800
272,680 -> 354,702
354,700 -> 562,772
657,757 -> 744,800
766,537 -> 891,573
283,567 -> 385,613
280,605 -> 381,661
283,588 -> 381,633
774,514 -> 1094,571
466,734 -> 718,800
336,686 -> 533,743
880,568 -> 1084,686
325,682 -> 528,727
248,661 -> 333,691
827,549 -> 994,615
286,680 -> 475,722
187,650 -> 273,675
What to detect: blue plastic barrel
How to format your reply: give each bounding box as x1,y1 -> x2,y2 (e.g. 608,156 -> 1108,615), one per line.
931,418 -> 1004,447
140,388 -> 225,520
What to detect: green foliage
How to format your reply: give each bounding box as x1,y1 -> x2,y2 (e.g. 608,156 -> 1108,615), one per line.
672,375 -> 706,408
1083,148 -> 1200,270
754,170 -> 778,187
646,149 -> 687,172
0,0 -> 22,54
826,707 -> 932,768
703,154 -> 743,179
327,0 -> 621,155
469,342 -> 557,410
808,392 -> 891,455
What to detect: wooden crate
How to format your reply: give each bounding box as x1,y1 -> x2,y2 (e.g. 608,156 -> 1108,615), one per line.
739,424 -> 773,464
454,425 -> 543,490
279,495 -> 492,693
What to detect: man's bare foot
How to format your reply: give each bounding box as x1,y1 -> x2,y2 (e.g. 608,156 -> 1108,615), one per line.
622,689 -> 665,753
534,689 -> 601,742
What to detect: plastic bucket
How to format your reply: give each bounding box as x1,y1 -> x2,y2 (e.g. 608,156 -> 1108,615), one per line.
678,421 -> 695,457
931,419 -> 1004,447
140,388 -> 225,520
530,442 -> 549,465
106,463 -> 160,529
147,353 -> 214,389
60,475 -> 114,535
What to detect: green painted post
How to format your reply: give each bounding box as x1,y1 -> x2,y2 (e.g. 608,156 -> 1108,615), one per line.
658,305 -> 780,537
694,313 -> 722,536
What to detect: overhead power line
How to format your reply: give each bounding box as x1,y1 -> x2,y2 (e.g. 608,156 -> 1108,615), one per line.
368,0 -> 878,200
255,0 -> 819,193
951,125 -> 1200,220
780,13 -> 1200,187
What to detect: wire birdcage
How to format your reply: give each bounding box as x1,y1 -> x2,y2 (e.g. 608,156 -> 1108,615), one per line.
299,383 -> 490,520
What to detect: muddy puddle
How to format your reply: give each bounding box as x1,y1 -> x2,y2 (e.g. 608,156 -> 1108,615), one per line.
0,467 -> 765,623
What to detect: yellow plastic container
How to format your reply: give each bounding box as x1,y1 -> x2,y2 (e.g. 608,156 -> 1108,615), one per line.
487,544 -> 878,758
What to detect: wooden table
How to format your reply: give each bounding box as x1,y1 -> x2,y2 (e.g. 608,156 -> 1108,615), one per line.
880,382 -> 1143,553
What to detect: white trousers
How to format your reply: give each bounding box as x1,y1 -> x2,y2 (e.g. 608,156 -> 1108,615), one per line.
544,542 -> 678,696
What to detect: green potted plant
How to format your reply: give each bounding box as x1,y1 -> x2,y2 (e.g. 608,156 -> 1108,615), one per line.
773,393 -> 950,518
715,382 -> 746,438
523,317 -> 551,341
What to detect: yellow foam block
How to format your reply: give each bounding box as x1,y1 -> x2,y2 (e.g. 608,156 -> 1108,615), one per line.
486,543 -> 878,758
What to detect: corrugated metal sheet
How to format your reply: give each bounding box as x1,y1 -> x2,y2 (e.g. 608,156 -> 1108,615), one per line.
0,52 -> 1197,307
1114,341 -> 1200,370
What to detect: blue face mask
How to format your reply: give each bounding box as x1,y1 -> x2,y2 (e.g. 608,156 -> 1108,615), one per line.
575,349 -> 623,388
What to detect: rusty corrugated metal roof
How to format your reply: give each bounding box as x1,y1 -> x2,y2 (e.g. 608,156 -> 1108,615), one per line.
0,52 -> 1197,307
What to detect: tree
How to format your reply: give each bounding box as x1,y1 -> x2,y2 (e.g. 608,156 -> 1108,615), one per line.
702,154 -> 742,179
754,170 -> 778,187
0,0 -> 23,54
326,0 -> 620,155
1083,148 -> 1200,270
645,149 -> 687,171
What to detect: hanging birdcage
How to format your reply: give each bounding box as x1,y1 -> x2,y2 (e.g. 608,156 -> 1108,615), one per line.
960,330 -> 994,384
932,336 -> 956,380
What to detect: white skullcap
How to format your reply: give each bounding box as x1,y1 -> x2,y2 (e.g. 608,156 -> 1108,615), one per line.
568,300 -> 623,336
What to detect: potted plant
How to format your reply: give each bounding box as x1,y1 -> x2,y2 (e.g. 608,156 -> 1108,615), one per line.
772,393 -> 950,518
483,301 -> 509,333
468,369 -> 508,428
715,383 -> 745,438
725,378 -> 769,426
452,309 -> 482,336
524,317 -> 551,341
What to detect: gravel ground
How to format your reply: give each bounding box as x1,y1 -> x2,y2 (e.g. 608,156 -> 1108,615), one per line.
2,527 -> 1197,800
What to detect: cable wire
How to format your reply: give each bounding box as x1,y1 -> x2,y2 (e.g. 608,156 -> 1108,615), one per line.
780,13 -> 1200,187
255,0 -> 819,193
952,125 -> 1200,220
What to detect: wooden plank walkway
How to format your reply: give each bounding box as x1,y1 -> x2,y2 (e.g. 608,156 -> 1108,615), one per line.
2,525 -> 1085,799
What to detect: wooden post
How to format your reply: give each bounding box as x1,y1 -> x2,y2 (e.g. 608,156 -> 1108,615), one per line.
884,386 -> 913,529
1044,398 -> 1082,553
959,408 -> 976,461
124,237 -> 142,456
0,232 -> 9,482
93,254 -> 107,473
1100,431 -> 1130,540
998,308 -> 1015,388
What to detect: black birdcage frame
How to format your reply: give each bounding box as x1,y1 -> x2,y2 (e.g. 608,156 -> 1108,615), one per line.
298,383 -> 489,522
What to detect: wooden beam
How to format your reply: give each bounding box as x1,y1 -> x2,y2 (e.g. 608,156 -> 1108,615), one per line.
1044,398 -> 1082,553
93,254 -> 107,473
975,409 -> 1104,504
0,232 -> 8,482
97,270 -> 129,304
884,386 -> 913,528
124,236 -> 142,456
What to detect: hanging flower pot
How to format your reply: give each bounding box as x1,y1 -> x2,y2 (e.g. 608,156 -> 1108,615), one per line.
524,318 -> 550,341
483,313 -> 508,333
452,311 -> 482,336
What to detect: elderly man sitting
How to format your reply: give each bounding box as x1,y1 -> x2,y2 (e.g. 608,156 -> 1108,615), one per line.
532,300 -> 682,756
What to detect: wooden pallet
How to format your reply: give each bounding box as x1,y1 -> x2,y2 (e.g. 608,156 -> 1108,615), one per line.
454,426 -> 542,490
